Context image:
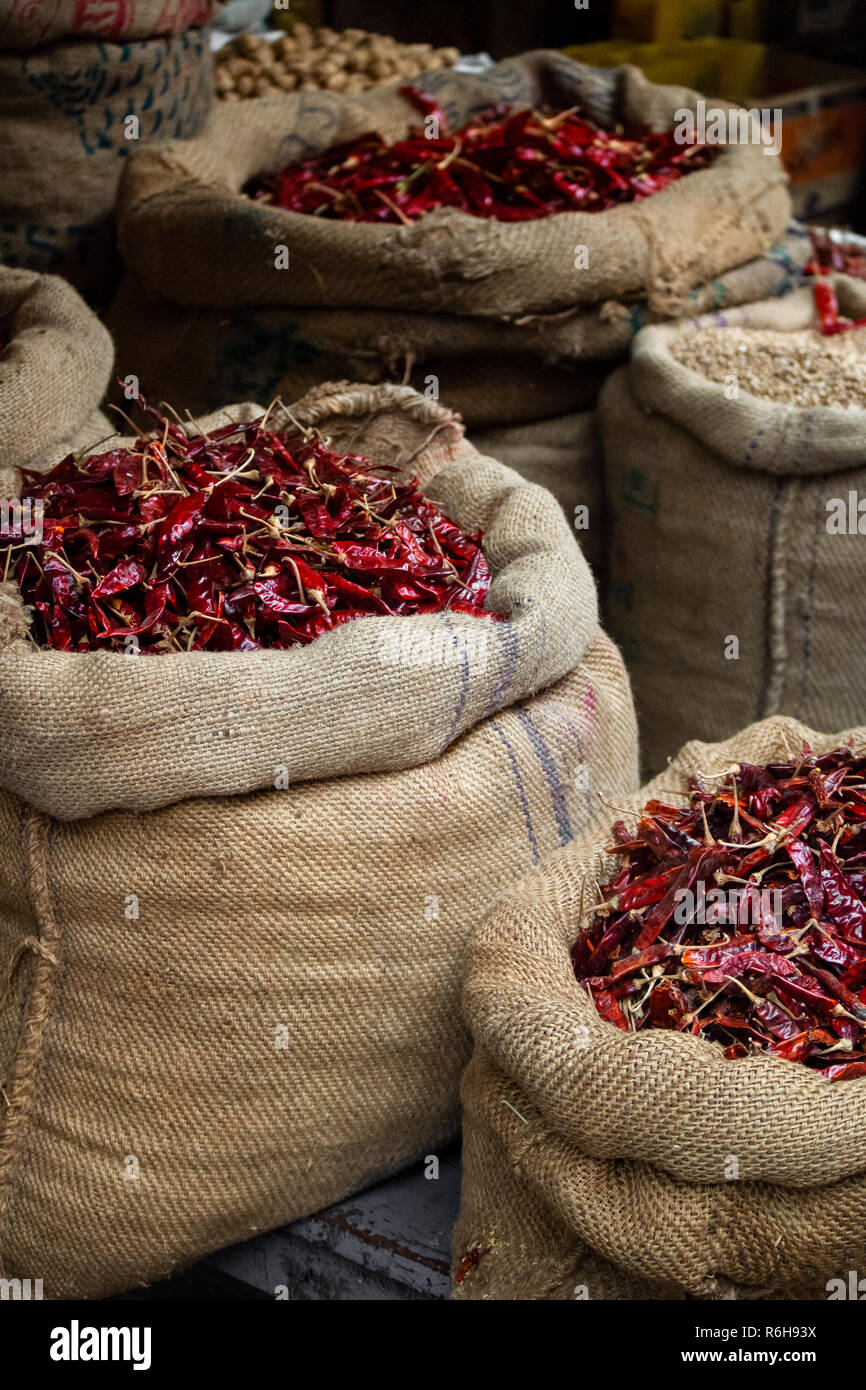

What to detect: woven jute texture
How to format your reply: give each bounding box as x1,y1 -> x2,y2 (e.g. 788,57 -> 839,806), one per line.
0,0 -> 217,47
0,381 -> 606,820
453,715 -> 866,1302
115,50 -> 790,320
0,383 -> 638,1298
106,222 -> 808,442
601,275 -> 866,778
469,412 -> 603,574
0,266 -> 113,473
0,29 -> 213,294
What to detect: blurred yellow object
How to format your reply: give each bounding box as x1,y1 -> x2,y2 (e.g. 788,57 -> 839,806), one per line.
563,38 -> 866,219
612,0 -> 724,43
610,0 -> 766,43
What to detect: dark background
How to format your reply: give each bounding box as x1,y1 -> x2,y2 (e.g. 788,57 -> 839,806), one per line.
325,0 -> 866,67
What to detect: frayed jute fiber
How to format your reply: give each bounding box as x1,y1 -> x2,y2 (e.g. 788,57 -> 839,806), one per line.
0,382 -> 638,1298
453,716 -> 866,1301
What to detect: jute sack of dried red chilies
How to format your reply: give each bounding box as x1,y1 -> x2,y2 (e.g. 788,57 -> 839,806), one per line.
0,381 -> 638,1298
601,273 -> 866,779
0,265 -> 113,473
0,4 -> 216,300
453,715 -> 866,1302
107,49 -> 795,547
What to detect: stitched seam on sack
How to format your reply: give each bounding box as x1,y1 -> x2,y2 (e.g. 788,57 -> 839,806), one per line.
0,808 -> 61,1279
757,478 -> 783,720
797,483 -> 823,720
764,479 -> 798,717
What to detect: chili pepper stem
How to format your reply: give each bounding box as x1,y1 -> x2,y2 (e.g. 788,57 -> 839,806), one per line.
700,799 -> 714,846
685,980 -> 732,1025
729,776 -> 742,840
107,401 -> 150,440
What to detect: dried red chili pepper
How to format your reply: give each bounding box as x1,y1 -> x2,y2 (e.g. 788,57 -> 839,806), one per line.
455,1243 -> 491,1285
247,93 -> 718,225
2,391 -> 499,654
810,274 -> 866,336
572,745 -> 866,1079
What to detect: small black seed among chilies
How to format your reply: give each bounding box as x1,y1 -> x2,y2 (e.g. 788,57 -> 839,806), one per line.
572,744 -> 866,1080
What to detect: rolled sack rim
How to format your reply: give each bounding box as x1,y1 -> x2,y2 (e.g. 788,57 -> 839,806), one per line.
463,714 -> 866,1190
0,382 -> 598,819
627,275 -> 866,476
0,268 -> 115,472
115,51 -> 791,314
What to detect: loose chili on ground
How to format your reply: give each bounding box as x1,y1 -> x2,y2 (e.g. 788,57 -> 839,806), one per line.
572,745 -> 866,1079
2,393 -> 496,653
247,88 -> 718,223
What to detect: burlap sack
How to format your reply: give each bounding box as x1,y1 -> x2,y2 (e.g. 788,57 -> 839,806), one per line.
454,714 -> 866,1302
0,28 -> 213,299
106,222 -> 808,432
601,274 -> 866,778
116,50 -> 790,317
0,266 -> 113,473
0,0 -> 217,47
469,412 -> 603,573
105,281 -> 612,429
0,381 -> 638,1298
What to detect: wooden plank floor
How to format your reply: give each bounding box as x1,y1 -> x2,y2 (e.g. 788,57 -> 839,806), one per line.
116,1145 -> 461,1301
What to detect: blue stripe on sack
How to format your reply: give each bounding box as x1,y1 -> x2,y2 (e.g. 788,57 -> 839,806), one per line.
517,708 -> 573,847
547,704 -> 595,821
486,617 -> 520,716
490,718 -> 540,863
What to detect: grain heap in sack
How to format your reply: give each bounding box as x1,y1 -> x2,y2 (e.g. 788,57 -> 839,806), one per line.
601,273 -> 866,778
0,0 -> 217,300
108,49 -> 796,571
0,380 -> 638,1299
453,715 -> 866,1302
0,264 -> 113,474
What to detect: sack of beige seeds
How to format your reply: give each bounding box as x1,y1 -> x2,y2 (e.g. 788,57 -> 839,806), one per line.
0,7 -> 216,301
0,265 -> 113,473
108,49 -> 795,544
454,715 -> 866,1302
601,274 -> 866,778
0,380 -> 638,1299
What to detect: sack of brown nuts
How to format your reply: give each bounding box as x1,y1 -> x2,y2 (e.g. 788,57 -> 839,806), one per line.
214,23 -> 461,100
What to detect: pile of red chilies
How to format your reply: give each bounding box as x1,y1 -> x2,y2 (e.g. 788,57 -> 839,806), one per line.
3,399 -> 494,653
248,87 -> 718,223
572,746 -> 866,1080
